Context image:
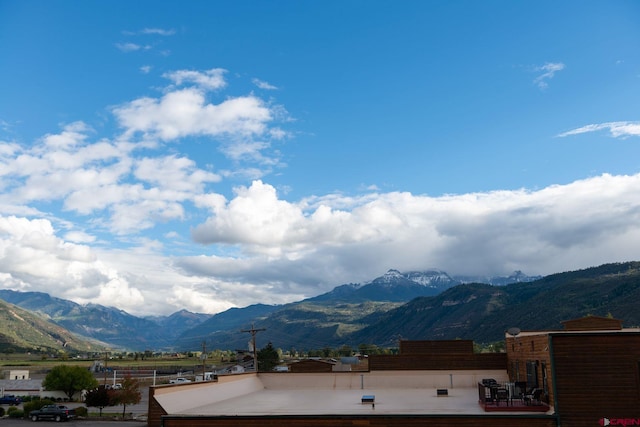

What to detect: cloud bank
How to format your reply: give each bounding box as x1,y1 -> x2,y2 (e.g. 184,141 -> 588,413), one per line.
1,67 -> 639,317
2,171 -> 640,316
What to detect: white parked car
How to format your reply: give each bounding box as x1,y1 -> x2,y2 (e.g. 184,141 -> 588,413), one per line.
170,377 -> 192,384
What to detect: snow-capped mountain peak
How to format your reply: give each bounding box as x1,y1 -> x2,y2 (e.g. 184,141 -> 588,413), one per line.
379,269 -> 404,282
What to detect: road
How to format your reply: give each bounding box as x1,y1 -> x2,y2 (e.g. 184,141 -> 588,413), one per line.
0,420 -> 144,426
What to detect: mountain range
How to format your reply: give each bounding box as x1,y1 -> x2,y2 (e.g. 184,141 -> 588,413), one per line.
0,297 -> 106,353
2,263 -> 639,353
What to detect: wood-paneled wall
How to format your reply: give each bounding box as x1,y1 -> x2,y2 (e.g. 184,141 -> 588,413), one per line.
148,387 -> 167,427
551,333 -> 640,427
289,360 -> 334,373
369,353 -> 507,371
160,414 -> 557,427
506,334 -> 553,403
399,340 -> 474,355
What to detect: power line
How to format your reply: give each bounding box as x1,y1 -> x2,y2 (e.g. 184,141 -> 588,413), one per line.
241,324 -> 266,371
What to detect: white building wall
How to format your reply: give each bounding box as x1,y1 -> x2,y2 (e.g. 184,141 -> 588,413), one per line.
8,370 -> 30,380
259,370 -> 508,390
153,373 -> 264,414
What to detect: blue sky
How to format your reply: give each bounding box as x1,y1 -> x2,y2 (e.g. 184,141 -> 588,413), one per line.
1,1 -> 640,316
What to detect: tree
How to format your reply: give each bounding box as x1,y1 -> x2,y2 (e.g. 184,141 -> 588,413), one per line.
338,345 -> 353,357
257,342 -> 280,372
359,343 -> 384,355
43,365 -> 99,400
84,385 -> 113,416
111,375 -> 141,418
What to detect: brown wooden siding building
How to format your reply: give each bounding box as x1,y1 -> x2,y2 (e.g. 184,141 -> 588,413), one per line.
400,339 -> 474,355
370,339 -> 507,371
288,359 -> 334,373
506,316 -> 640,427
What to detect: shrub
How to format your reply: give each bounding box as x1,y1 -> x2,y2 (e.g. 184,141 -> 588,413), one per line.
75,406 -> 88,417
0,407 -> 5,417
22,401 -> 36,414
7,407 -> 24,418
23,398 -> 55,414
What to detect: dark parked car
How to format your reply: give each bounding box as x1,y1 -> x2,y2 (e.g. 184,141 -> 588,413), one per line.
0,394 -> 21,405
29,405 -> 75,422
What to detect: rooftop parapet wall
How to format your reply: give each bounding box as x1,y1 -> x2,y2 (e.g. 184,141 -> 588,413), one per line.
400,339 -> 474,355
289,359 -> 334,373
161,414 -> 558,427
259,370 -> 508,389
369,353 -> 507,371
561,315 -> 623,330
152,373 -> 264,414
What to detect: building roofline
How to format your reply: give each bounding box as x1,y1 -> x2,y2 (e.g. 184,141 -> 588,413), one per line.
505,328 -> 640,338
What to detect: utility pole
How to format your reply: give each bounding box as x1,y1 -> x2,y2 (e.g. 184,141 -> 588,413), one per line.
103,351 -> 109,386
241,324 -> 266,372
201,341 -> 207,380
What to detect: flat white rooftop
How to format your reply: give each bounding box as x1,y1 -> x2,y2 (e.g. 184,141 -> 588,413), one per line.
182,386 -> 489,416
153,371 -> 554,417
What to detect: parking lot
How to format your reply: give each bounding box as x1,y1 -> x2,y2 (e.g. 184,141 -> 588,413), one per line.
0,385 -> 149,425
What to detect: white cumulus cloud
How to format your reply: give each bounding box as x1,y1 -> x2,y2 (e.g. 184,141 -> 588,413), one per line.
113,89 -> 276,142
163,68 -> 227,91
189,174 -> 640,287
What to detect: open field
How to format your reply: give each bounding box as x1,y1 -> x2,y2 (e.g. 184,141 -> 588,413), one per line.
0,353 -> 218,372
0,354 -> 224,392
